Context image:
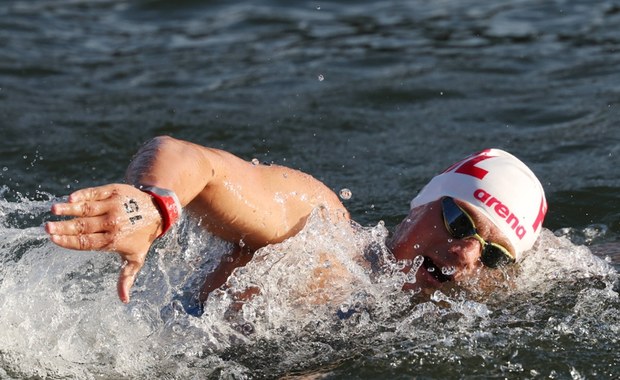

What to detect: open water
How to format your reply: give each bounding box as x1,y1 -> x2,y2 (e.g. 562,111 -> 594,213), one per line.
1,0 -> 619,379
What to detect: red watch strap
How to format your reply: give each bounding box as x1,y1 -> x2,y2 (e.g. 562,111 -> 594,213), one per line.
137,185 -> 182,238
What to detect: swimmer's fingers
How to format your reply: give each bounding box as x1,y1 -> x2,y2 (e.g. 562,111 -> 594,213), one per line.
51,197 -> 113,217
46,199 -> 117,242
46,215 -> 119,236
117,258 -> 145,304
48,232 -> 113,252
67,184 -> 121,203
50,184 -> 127,217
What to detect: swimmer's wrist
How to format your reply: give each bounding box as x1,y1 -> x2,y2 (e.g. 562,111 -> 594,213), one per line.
136,185 -> 182,238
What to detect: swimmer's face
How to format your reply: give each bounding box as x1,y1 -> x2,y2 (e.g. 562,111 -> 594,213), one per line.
387,198 -> 515,292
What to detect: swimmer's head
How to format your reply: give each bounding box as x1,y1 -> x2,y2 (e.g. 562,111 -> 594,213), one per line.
411,149 -> 547,260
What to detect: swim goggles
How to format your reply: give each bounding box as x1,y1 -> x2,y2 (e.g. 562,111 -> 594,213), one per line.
441,197 -> 516,268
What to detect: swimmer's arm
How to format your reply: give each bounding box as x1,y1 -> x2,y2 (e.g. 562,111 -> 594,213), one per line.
126,136 -> 349,248
47,136 -> 349,302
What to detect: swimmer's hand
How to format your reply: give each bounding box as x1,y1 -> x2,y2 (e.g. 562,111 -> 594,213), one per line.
45,184 -> 164,304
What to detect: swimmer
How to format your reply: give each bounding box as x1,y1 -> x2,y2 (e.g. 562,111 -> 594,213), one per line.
45,136 -> 547,303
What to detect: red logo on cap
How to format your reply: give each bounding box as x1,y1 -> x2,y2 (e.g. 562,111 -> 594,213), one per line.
443,149 -> 493,180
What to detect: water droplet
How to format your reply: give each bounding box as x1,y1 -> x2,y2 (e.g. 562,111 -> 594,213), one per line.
413,244 -> 420,249
2,167 -> 7,172
339,188 -> 352,200
441,266 -> 457,276
395,260 -> 411,271
251,158 -> 259,166
427,266 -> 435,272
316,5 -> 321,10
238,239 -> 245,248
317,74 -> 325,81
447,238 -> 453,243
242,323 -> 254,335
413,255 -> 425,268
430,290 -> 449,303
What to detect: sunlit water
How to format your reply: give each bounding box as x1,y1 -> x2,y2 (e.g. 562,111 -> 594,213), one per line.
0,196 -> 617,379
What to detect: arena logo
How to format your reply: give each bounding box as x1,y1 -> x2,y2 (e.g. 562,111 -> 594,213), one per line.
473,189 -> 526,240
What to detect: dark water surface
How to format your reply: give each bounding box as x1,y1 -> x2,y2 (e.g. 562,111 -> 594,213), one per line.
1,0 -> 619,379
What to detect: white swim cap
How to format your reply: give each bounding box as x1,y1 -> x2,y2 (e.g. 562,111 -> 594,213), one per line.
410,149 -> 547,259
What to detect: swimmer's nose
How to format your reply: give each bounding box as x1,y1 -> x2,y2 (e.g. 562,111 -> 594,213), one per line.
446,237 -> 484,270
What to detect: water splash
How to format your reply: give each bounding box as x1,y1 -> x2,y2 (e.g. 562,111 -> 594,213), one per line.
0,196 -> 617,378
339,188 -> 351,200
554,224 -> 609,245
441,265 -> 457,276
